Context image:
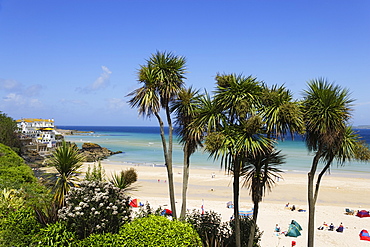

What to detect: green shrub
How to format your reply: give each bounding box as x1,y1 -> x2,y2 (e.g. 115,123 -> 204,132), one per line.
58,181 -> 131,239
85,161 -> 106,182
78,215 -> 202,247
109,167 -> 138,192
75,232 -> 121,246
185,210 -> 262,247
225,216 -> 263,247
185,210 -> 231,247
0,206 -> 42,247
119,215 -> 202,246
32,221 -> 77,246
0,112 -> 21,153
0,188 -> 25,219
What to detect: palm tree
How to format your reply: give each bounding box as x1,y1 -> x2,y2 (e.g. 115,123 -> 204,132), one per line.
49,141 -> 84,208
171,87 -> 204,219
199,73 -> 271,247
260,84 -> 304,140
241,149 -> 285,247
302,78 -> 361,247
127,51 -> 187,219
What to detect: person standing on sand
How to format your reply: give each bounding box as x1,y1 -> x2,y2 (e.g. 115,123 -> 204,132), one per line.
274,224 -> 280,232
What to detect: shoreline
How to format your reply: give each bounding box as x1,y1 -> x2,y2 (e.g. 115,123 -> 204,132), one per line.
91,158 -> 370,179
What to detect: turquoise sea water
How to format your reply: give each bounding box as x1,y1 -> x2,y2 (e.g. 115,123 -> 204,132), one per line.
59,126 -> 370,177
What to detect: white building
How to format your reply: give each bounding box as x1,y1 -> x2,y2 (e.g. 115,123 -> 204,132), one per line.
16,118 -> 62,149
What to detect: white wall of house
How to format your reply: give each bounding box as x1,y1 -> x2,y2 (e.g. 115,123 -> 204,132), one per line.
17,118 -> 60,149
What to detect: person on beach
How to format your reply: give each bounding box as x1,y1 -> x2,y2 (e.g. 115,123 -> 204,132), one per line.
275,224 -> 281,232
336,223 -> 344,233
318,222 -> 328,230
329,223 -> 335,231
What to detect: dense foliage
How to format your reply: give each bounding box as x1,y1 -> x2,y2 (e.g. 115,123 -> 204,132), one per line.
109,167 -> 138,192
0,143 -> 36,189
47,140 -> 85,208
32,221 -> 77,247
79,215 -> 202,247
185,210 -> 230,246
0,206 -> 42,247
58,181 -> 131,239
185,210 -> 262,247
0,112 -> 21,153
85,161 -> 106,182
227,216 -> 262,247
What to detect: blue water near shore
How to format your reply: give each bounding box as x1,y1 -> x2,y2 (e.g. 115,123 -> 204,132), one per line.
59,126 -> 370,177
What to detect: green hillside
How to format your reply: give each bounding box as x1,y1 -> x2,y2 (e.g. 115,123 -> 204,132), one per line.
0,143 -> 36,189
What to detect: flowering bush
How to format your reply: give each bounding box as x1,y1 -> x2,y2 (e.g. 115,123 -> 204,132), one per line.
58,181 -> 131,239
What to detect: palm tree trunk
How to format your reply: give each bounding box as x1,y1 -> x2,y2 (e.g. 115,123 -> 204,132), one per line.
165,105 -> 177,219
314,158 -> 333,203
233,161 -> 241,247
247,200 -> 259,247
180,144 -> 190,219
155,112 -> 177,219
307,152 -> 320,247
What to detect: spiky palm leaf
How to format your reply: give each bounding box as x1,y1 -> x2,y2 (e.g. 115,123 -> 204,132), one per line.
109,168 -> 138,192
49,141 -> 84,208
241,150 -> 285,204
260,84 -> 304,139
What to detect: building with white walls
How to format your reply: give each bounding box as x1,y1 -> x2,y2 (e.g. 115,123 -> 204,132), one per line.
16,118 -> 62,150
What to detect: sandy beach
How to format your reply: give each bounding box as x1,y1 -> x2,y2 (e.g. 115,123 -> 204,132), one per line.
81,161 -> 370,247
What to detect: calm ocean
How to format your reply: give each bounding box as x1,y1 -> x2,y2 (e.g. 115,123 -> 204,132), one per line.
59,126 -> 370,177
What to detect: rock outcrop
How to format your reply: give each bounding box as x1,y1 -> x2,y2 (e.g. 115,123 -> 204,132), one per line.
79,143 -> 122,162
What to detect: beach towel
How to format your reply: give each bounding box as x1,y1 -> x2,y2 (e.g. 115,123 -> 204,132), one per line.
239,209 -> 253,217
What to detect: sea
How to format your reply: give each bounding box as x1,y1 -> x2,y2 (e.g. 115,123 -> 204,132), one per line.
58,126 -> 370,178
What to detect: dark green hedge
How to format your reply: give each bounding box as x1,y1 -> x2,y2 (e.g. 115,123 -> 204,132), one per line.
78,215 -> 202,247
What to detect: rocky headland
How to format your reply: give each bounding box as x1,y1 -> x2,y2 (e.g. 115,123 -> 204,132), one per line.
79,142 -> 122,162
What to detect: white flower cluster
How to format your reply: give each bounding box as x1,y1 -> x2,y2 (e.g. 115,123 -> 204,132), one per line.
58,181 -> 131,238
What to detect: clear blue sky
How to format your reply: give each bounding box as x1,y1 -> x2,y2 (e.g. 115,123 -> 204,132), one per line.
1,0 -> 369,126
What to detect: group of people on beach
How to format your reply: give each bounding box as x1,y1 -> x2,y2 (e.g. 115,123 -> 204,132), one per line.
318,222 -> 344,232
285,203 -> 306,212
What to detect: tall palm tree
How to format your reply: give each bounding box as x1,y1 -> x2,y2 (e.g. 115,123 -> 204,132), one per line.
312,126 -> 370,205
241,149 -> 285,247
260,84 -> 304,140
49,141 -> 85,208
302,78 -> 355,247
199,73 -> 271,247
171,87 -> 204,219
127,51 -> 187,219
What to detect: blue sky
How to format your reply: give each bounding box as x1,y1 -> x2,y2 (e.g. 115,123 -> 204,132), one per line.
0,0 -> 369,126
